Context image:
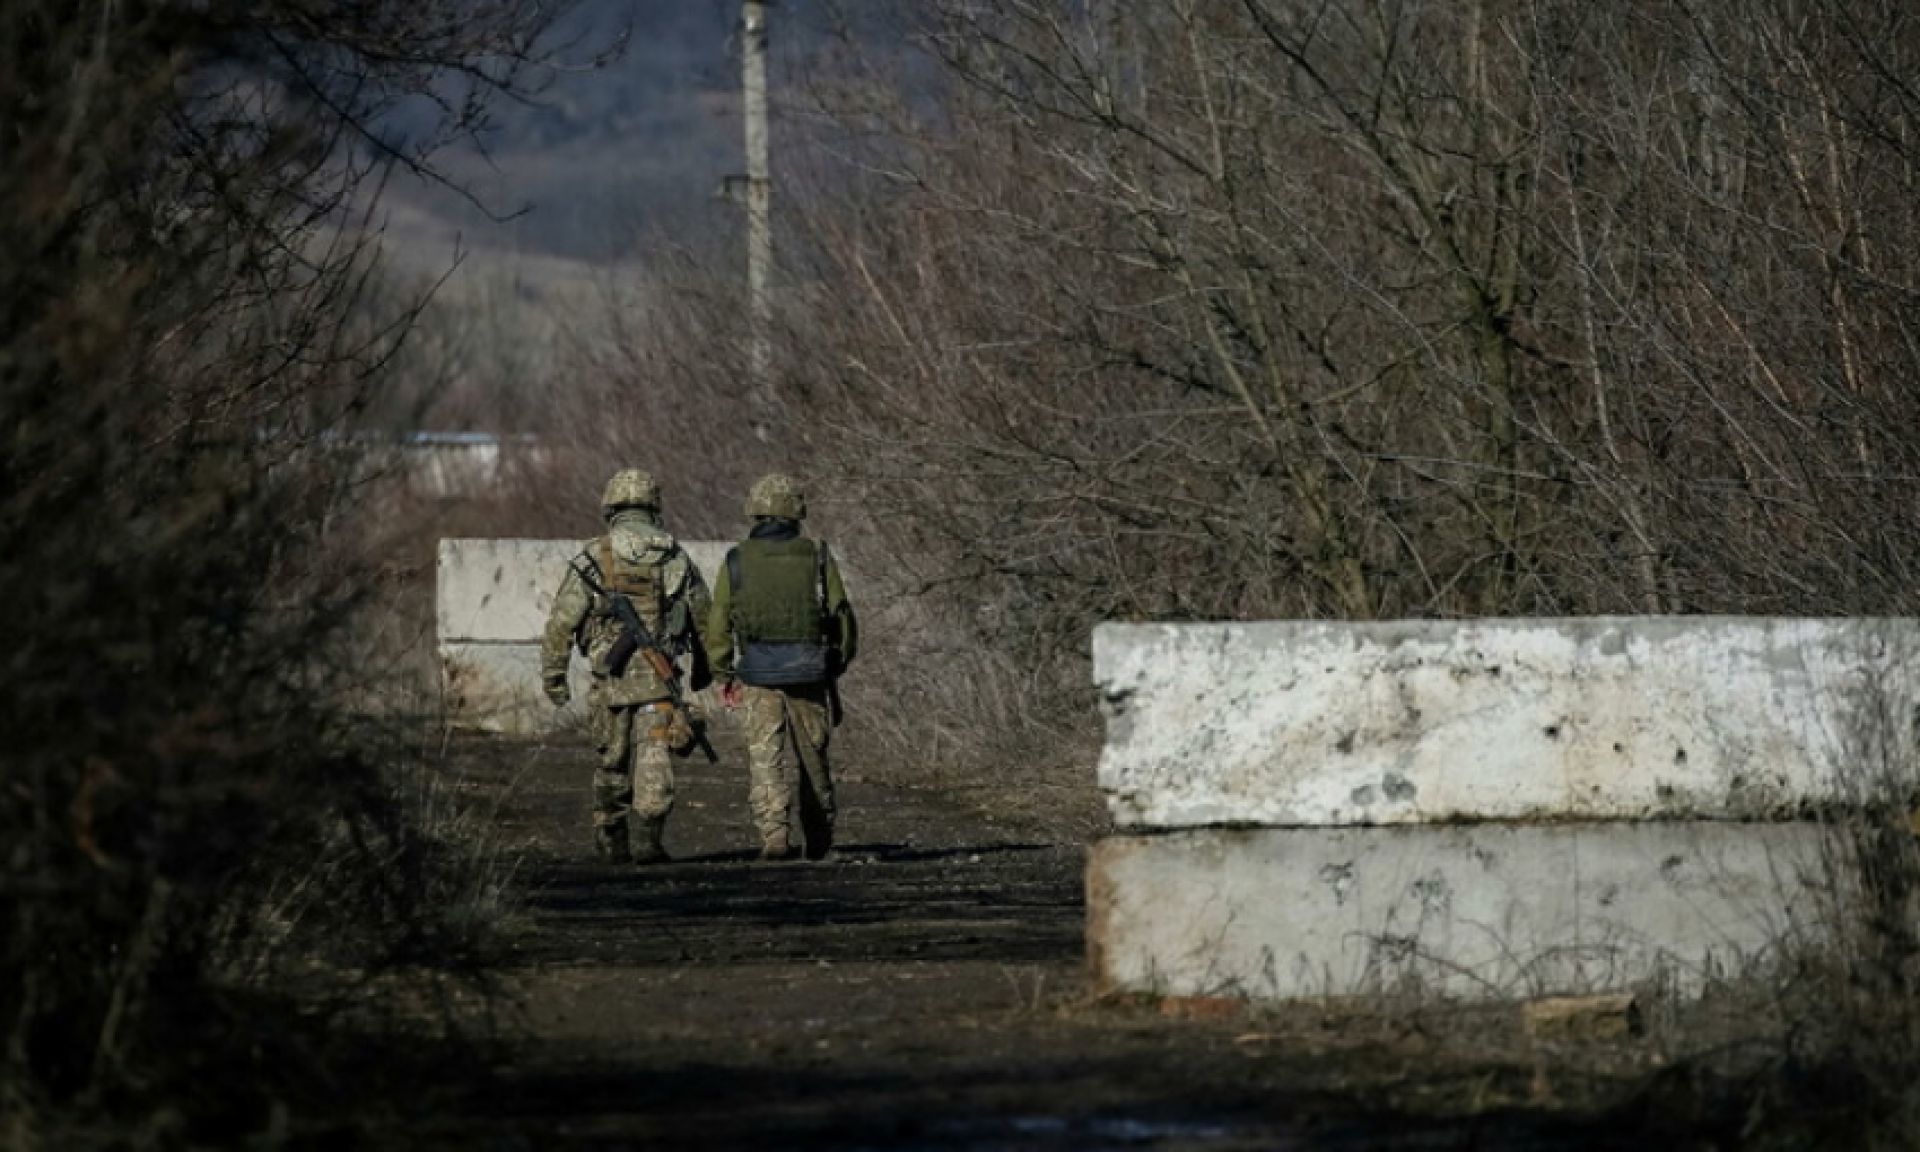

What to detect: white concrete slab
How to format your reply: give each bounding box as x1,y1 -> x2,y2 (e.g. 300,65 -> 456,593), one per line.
1094,618 -> 1920,829
1087,823 -> 1843,1001
441,641 -> 591,735
435,537 -> 773,732
441,641 -> 726,736
437,538 -> 730,643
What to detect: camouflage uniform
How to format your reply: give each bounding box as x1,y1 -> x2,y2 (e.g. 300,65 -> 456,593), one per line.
542,469 -> 711,864
702,475 -> 857,861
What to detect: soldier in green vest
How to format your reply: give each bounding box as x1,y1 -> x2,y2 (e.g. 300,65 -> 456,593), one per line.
702,474 -> 858,861
541,468 -> 712,865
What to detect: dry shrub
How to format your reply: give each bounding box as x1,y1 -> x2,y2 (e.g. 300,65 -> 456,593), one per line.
1687,664 -> 1920,1150
0,2 -> 597,1144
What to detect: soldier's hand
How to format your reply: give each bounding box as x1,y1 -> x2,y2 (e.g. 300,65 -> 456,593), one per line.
543,675 -> 570,708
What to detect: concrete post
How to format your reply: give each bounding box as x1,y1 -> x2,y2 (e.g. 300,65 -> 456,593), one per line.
742,0 -> 773,437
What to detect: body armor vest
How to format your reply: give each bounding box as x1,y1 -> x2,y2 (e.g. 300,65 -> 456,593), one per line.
727,538 -> 824,642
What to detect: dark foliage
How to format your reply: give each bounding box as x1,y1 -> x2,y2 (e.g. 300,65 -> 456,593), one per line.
0,2 -> 593,1144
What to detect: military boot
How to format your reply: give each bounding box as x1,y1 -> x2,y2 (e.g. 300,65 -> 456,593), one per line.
595,824 -> 632,865
631,819 -> 672,866
801,813 -> 835,862
758,831 -> 798,862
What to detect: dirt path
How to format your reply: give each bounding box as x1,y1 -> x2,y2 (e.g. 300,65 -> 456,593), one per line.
427,732 -> 1691,1151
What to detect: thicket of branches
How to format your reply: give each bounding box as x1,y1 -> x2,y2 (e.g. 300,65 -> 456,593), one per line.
760,0 -> 1920,783
560,0 -> 1920,815
527,2 -> 1897,822
787,0 -> 1920,609
0,3 -> 588,1145
552,0 -> 1920,867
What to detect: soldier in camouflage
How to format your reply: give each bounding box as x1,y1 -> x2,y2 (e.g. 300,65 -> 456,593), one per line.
702,474 -> 857,862
542,469 -> 712,865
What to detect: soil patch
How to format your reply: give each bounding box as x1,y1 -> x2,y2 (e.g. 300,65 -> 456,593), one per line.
398,730 -> 1739,1150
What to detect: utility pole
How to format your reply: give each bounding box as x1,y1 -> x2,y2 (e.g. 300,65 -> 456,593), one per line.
741,0 -> 773,435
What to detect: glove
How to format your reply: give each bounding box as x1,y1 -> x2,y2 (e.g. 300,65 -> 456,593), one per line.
719,679 -> 743,709
543,674 -> 570,708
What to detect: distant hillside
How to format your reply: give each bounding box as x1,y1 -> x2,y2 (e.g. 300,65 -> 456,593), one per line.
377,0 -> 851,276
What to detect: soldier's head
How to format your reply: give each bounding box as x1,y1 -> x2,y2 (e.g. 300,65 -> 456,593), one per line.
601,468 -> 662,519
744,473 -> 806,522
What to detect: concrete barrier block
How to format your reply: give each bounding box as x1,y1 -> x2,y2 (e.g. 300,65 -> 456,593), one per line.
441,641 -> 591,736
1087,823 -> 1839,1001
437,538 -> 577,644
437,538 -> 731,644
1094,618 -> 1920,828
436,538 -> 743,731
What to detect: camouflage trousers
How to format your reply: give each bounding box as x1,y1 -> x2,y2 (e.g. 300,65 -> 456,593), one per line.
738,682 -> 835,854
591,701 -> 678,835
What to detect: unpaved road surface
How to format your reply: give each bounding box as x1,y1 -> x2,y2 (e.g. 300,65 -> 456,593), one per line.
422,731 -> 1709,1151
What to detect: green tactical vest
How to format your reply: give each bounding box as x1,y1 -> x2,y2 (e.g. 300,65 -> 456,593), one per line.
727,537 -> 824,642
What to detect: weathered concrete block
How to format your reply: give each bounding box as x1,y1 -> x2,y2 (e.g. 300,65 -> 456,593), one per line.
441,641 -> 591,735
436,537 -> 731,733
437,538 -> 576,644
437,538 -> 730,644
1521,993 -> 1641,1042
1087,823 -> 1840,1001
1094,618 -> 1920,829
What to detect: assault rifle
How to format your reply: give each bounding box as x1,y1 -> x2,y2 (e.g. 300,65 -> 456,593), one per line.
570,558 -> 718,763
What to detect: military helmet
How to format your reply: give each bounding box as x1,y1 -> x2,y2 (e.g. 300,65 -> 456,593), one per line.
601,468 -> 661,514
744,473 -> 806,520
